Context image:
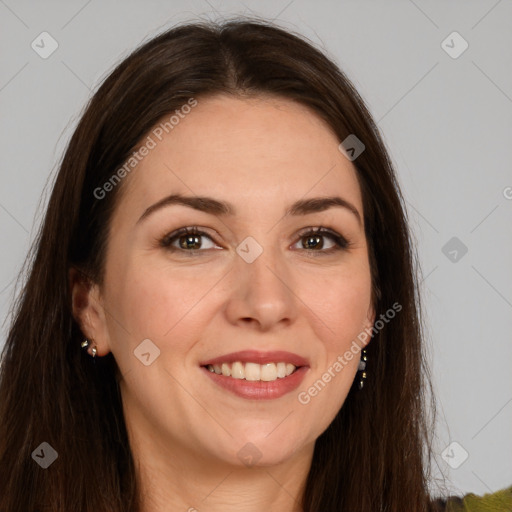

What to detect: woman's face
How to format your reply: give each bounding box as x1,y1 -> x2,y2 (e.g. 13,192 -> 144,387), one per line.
79,94 -> 375,469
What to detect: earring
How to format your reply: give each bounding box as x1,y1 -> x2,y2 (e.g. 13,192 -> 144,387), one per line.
81,339 -> 97,358
357,348 -> 368,390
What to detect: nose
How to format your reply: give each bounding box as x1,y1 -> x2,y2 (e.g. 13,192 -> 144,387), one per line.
223,242 -> 298,331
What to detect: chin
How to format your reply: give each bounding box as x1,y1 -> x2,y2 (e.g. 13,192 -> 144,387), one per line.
229,435 -> 303,468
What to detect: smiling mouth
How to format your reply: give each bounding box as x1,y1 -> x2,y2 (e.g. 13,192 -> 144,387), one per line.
202,361 -> 299,382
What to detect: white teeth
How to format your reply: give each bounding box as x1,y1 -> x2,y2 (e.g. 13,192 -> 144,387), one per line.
221,363 -> 231,377
205,361 -> 298,381
231,361 -> 244,379
245,362 -> 261,381
276,362 -> 287,378
260,363 -> 277,382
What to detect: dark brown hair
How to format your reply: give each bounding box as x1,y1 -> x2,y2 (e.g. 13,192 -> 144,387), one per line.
0,18 -> 445,511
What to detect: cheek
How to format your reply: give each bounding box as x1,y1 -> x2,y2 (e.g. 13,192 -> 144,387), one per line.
301,267 -> 371,416
298,265 -> 372,346
104,259 -> 217,347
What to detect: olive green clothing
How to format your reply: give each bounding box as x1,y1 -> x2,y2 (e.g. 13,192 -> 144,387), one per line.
434,485 -> 512,511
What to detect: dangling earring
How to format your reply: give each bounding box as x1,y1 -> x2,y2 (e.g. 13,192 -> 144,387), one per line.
81,338 -> 97,358
357,348 -> 368,390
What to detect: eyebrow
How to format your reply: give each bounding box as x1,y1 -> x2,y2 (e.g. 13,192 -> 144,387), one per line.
136,193 -> 362,226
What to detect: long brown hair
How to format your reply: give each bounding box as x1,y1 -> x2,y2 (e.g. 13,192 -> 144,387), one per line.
0,18 -> 443,511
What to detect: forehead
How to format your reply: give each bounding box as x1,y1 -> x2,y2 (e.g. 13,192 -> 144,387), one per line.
114,94 -> 363,221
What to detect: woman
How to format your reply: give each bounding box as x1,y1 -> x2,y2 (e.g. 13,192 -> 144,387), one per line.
0,18 -> 510,511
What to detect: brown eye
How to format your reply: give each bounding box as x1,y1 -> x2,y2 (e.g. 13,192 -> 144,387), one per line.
178,234 -> 202,250
302,234 -> 324,250
160,226 -> 219,253
292,227 -> 349,254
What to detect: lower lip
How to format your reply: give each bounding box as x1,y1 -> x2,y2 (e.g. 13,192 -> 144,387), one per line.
201,366 -> 309,400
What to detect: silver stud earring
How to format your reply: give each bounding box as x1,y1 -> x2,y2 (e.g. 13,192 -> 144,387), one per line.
81,339 -> 97,358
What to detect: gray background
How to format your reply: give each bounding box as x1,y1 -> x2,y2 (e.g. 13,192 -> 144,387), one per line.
1,0 -> 511,499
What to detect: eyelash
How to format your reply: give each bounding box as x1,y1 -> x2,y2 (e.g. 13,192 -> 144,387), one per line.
158,225 -> 350,256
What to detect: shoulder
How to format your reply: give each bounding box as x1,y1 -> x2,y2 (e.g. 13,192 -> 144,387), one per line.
431,485 -> 512,511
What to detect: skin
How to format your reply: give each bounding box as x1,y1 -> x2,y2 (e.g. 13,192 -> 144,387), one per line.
71,94 -> 375,512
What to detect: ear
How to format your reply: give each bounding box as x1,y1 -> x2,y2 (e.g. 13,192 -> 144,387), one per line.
361,303 -> 376,349
69,267 -> 111,357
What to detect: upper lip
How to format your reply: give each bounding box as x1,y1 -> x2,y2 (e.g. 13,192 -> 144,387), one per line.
199,350 -> 309,368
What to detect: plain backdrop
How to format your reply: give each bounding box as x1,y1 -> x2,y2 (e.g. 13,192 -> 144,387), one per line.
1,0 -> 511,499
